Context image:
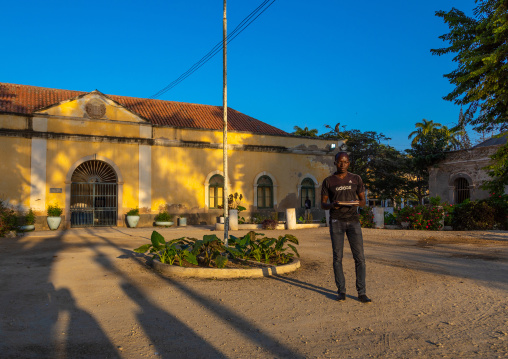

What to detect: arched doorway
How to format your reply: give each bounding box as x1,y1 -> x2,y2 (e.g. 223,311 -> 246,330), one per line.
70,160 -> 118,227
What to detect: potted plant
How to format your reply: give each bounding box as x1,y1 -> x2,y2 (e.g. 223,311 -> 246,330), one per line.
154,210 -> 173,227
47,204 -> 63,230
126,207 -> 140,228
20,208 -> 36,231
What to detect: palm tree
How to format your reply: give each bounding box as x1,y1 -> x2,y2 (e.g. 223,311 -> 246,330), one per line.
408,119 -> 442,146
293,126 -> 318,137
439,125 -> 461,150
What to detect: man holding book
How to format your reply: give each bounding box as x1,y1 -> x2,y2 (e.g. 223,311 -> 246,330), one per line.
321,151 -> 372,303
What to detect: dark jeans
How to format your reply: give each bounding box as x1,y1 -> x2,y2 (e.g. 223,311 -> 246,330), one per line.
329,219 -> 366,295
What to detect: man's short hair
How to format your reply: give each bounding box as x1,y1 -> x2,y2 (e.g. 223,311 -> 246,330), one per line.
335,151 -> 350,161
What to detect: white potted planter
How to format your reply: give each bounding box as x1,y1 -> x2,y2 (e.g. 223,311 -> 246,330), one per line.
126,208 -> 140,228
127,215 -> 140,228
19,225 -> 35,231
154,211 -> 173,227
47,204 -> 63,230
47,216 -> 62,230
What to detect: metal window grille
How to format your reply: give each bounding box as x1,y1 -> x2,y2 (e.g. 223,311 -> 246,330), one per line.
454,177 -> 470,204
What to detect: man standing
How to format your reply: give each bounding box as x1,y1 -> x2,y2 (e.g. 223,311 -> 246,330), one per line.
321,151 -> 371,303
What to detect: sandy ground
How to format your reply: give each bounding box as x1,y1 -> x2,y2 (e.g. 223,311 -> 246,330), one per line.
1,226 -> 507,359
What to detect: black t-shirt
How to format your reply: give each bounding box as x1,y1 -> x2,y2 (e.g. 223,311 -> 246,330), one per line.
321,172 -> 365,221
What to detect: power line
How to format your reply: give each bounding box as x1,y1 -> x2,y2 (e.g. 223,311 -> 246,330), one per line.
149,0 -> 277,99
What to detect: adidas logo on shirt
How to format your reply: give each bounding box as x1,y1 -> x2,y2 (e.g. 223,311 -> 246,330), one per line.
335,185 -> 352,191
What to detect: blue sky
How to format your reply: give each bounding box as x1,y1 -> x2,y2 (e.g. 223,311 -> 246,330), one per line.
3,0 -> 476,150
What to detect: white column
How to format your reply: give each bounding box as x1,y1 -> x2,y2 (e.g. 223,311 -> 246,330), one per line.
30,138 -> 47,212
139,145 -> 152,210
286,208 -> 296,229
373,207 -> 384,229
229,209 -> 238,230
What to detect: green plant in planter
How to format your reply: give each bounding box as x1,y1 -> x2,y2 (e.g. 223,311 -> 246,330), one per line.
126,207 -> 139,216
47,204 -> 63,217
134,230 -> 300,268
155,211 -> 173,222
25,208 -> 36,225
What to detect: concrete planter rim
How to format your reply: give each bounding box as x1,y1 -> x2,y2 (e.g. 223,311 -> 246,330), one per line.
152,258 -> 300,278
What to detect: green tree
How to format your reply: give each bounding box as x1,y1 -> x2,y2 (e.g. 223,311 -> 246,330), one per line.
293,126 -> 318,137
405,122 -> 462,202
482,137 -> 508,193
408,119 -> 442,146
431,0 -> 508,133
321,126 -> 408,204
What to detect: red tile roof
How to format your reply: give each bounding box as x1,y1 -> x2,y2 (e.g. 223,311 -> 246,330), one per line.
0,83 -> 288,136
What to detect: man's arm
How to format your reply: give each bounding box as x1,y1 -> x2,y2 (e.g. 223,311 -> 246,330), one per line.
357,191 -> 366,207
321,194 -> 334,210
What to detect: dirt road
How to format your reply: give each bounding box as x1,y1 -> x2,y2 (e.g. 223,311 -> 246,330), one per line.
1,226 -> 507,358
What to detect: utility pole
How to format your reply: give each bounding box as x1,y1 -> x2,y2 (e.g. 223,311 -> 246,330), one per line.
223,0 -> 229,246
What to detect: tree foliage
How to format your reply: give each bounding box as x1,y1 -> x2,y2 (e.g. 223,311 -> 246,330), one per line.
293,126 -> 318,137
321,126 -> 406,201
431,0 -> 508,133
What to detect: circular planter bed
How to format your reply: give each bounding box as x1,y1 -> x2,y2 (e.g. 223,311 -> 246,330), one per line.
152,258 -> 300,279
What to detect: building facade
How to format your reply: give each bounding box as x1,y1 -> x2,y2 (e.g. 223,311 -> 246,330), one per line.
428,135 -> 507,204
0,83 -> 340,228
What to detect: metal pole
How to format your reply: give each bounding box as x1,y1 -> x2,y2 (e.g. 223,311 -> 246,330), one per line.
223,0 -> 229,246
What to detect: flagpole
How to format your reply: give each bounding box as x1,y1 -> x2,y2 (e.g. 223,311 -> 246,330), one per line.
223,0 -> 229,245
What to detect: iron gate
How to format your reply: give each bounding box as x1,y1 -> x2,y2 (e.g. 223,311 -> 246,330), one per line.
70,182 -> 117,227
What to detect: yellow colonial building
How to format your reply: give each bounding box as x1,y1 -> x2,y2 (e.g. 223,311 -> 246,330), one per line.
0,82 -> 340,229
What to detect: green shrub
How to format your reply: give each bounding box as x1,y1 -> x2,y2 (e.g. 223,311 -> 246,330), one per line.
359,207 -> 374,228
126,207 -> 139,216
384,212 -> 397,225
451,200 -> 495,230
0,201 -> 17,236
25,208 -> 36,225
262,218 -> 277,230
155,211 -> 173,222
47,204 -> 63,217
485,193 -> 508,230
396,205 -> 443,230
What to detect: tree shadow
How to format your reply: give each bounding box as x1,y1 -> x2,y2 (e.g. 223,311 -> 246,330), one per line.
0,229 -> 120,358
88,229 -> 306,359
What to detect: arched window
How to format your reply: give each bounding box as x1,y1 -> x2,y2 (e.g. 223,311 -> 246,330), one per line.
209,175 -> 224,209
454,177 -> 470,204
301,178 -> 315,208
257,175 -> 273,209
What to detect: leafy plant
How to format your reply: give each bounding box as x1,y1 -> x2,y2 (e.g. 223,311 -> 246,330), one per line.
0,200 -> 17,236
135,230 -> 300,268
24,208 -> 36,225
261,218 -> 277,230
47,203 -> 63,217
452,200 -> 496,230
155,210 -> 173,222
485,193 -> 508,230
126,207 -> 139,216
429,196 -> 441,206
396,205 -> 444,230
134,231 -> 197,266
359,207 -> 374,228
384,212 -> 397,225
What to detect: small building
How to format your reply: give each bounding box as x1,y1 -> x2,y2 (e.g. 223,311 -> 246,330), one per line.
428,135 -> 507,204
0,82 -> 340,228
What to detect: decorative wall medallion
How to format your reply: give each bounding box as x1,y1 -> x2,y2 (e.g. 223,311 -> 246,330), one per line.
85,99 -> 106,119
